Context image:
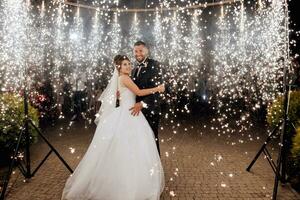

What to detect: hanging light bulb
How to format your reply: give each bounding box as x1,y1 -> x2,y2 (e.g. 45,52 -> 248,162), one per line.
258,0 -> 263,10
115,12 -> 118,23
240,0 -> 245,32
41,0 -> 45,17
220,5 -> 224,19
134,12 -> 137,22
77,7 -> 80,18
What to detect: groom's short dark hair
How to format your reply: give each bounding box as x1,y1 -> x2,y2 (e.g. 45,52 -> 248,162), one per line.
134,41 -> 147,47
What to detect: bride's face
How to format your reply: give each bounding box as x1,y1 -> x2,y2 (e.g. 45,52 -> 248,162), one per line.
120,60 -> 132,75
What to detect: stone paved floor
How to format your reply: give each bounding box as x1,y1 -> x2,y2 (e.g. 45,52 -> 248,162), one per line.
2,117 -> 300,200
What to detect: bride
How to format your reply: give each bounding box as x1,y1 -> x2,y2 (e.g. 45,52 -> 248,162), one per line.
61,55 -> 165,200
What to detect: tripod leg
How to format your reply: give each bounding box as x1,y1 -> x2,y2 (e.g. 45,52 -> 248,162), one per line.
272,141 -> 283,200
263,149 -> 277,175
24,119 -> 31,179
29,120 -> 73,173
0,129 -> 24,200
280,120 -> 297,184
280,129 -> 289,184
246,122 -> 282,172
16,160 -> 26,176
32,150 -> 53,176
272,116 -> 291,199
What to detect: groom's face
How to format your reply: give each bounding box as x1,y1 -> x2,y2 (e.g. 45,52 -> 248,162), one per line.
134,45 -> 148,62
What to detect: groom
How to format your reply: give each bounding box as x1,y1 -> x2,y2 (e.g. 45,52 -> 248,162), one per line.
130,41 -> 163,155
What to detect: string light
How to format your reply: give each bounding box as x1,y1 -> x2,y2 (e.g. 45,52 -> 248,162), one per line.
64,0 -> 243,13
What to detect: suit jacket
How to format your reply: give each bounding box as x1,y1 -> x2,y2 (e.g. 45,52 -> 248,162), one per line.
132,58 -> 163,116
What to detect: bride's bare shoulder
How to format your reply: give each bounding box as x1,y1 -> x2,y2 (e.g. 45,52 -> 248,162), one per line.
119,75 -> 132,84
119,74 -> 130,80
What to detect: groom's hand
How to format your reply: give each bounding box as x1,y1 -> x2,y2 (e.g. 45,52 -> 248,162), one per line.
130,102 -> 143,116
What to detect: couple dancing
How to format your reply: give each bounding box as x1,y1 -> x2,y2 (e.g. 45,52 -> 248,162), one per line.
61,41 -> 165,200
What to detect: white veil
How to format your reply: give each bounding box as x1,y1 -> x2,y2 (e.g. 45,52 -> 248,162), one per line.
94,68 -> 119,125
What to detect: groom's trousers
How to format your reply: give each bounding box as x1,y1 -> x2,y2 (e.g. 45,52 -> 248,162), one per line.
143,112 -> 161,156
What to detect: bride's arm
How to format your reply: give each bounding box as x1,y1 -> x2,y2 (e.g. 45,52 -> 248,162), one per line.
120,75 -> 164,97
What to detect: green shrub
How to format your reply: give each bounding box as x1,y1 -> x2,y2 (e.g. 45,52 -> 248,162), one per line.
292,126 -> 300,164
267,91 -> 300,192
267,91 -> 300,128
291,126 -> 300,192
0,93 -> 39,150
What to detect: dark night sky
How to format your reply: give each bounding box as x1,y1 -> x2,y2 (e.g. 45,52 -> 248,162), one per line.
289,0 -> 300,56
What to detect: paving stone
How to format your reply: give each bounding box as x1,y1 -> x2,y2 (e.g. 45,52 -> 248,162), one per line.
3,118 -> 300,200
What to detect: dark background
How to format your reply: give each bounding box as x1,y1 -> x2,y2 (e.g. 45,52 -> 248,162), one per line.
289,0 -> 300,57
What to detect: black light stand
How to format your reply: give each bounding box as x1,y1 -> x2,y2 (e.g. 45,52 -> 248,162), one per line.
246,84 -> 297,199
0,80 -> 73,200
246,1 -> 295,199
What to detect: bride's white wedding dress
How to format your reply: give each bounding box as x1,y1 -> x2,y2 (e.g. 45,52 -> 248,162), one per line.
61,77 -> 164,200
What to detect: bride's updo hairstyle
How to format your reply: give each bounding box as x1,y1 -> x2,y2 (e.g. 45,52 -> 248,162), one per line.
114,55 -> 130,72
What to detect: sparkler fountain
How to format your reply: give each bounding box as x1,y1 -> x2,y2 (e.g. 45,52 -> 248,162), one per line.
0,1 -> 73,199
0,0 -> 293,199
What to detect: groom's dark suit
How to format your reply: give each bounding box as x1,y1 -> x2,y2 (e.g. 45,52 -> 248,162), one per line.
132,57 -> 163,155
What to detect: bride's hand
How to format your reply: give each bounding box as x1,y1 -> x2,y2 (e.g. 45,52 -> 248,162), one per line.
157,84 -> 165,93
